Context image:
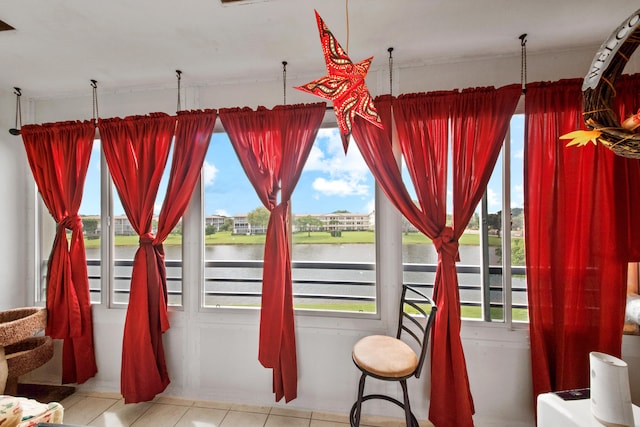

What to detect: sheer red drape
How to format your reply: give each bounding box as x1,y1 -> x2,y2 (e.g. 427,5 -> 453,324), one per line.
218,103 -> 325,402
524,79 -> 635,400
21,120 -> 98,384
352,85 -> 519,427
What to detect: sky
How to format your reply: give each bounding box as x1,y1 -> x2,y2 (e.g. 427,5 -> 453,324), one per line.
79,115 -> 525,217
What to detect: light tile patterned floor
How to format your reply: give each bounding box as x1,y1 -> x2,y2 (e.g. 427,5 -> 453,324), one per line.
58,392 -> 434,427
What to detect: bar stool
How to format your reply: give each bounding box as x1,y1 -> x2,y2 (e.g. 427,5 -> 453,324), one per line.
350,284 -> 437,426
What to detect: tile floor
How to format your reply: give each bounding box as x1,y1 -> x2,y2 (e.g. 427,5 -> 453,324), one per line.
59,392 -> 433,427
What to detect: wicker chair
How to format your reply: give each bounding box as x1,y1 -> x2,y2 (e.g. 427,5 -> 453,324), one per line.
349,285 -> 437,427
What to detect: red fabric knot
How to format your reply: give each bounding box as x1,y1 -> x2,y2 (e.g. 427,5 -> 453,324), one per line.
139,233 -> 155,245
432,226 -> 459,261
58,215 -> 82,231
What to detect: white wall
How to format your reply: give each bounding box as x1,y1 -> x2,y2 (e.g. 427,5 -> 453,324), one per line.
0,89 -> 33,310
15,45 -> 640,427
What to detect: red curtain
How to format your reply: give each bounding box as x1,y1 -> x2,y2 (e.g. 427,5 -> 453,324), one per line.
352,85 -> 520,427
156,110 -> 217,243
99,113 -> 175,403
99,110 -> 216,403
612,75 -> 640,262
218,103 -> 325,402
524,79 -> 638,400
443,85 -> 520,426
21,120 -> 98,384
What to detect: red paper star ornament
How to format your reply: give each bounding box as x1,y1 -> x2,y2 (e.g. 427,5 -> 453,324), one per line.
296,10 -> 383,152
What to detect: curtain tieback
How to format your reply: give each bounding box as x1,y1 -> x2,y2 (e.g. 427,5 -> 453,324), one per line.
433,226 -> 460,261
58,215 -> 82,232
139,233 -> 155,246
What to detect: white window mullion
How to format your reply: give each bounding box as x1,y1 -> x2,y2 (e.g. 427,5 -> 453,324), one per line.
502,126 -> 513,327
100,143 -> 114,308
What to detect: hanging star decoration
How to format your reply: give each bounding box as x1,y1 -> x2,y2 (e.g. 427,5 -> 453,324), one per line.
296,10 -> 383,152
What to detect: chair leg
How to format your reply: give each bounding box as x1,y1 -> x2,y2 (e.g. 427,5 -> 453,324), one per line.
400,379 -> 414,427
351,372 -> 367,427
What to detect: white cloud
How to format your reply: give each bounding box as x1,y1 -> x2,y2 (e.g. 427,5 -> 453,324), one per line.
312,177 -> 369,197
202,160 -> 218,187
487,188 -> 500,208
154,203 -> 163,215
364,198 -> 375,214
214,209 -> 229,217
511,184 -> 524,208
513,146 -> 524,159
305,128 -> 371,198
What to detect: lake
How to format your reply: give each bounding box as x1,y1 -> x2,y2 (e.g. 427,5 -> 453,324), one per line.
85,243 -> 526,309
86,242 -> 496,264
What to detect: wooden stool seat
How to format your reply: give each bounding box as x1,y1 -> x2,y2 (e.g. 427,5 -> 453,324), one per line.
352,335 -> 418,378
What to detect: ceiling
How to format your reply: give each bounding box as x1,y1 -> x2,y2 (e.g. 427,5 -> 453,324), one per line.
1,0 -> 639,98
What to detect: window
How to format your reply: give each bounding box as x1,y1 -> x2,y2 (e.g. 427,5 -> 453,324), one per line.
291,128 -> 376,313
202,127 -> 378,314
38,140 -> 102,304
59,140 -> 186,308
401,113 -> 527,323
80,141 -> 102,304
202,132 -> 264,308
109,145 -> 183,307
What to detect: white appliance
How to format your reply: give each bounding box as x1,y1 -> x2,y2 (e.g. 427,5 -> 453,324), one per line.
590,352 -> 635,426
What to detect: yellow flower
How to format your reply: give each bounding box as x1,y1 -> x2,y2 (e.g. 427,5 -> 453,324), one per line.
559,130 -> 602,147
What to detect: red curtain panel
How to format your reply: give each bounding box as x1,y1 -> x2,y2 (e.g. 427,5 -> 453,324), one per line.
352,85 -> 519,427
21,120 -> 98,384
612,75 -> 640,262
99,110 -> 217,403
155,110 -> 217,245
99,113 -> 175,403
218,103 -> 325,402
525,78 -> 640,401
444,85 -> 521,426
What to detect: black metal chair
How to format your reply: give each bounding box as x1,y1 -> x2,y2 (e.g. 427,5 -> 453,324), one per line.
350,284 -> 437,427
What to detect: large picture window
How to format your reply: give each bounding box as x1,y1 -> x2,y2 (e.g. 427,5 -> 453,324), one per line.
36,113 -> 525,322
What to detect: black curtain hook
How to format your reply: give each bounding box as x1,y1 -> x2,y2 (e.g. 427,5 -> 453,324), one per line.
519,34 -> 528,94
282,61 -> 288,105
9,87 -> 22,135
176,70 -> 182,112
388,47 -> 394,96
91,80 -> 99,122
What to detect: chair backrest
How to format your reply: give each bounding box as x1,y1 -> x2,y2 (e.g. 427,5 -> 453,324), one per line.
396,284 -> 437,379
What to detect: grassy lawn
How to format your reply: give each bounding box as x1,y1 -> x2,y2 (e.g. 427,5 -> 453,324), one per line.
293,303 -> 528,321
85,230 -> 504,247
224,301 -> 529,322
402,232 -> 502,247
84,234 -> 184,249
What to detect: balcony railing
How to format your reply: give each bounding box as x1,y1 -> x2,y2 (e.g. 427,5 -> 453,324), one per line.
85,259 -> 527,319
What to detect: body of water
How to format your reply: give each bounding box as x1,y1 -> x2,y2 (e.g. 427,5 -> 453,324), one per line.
85,243 -> 526,309
87,242 -> 496,264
